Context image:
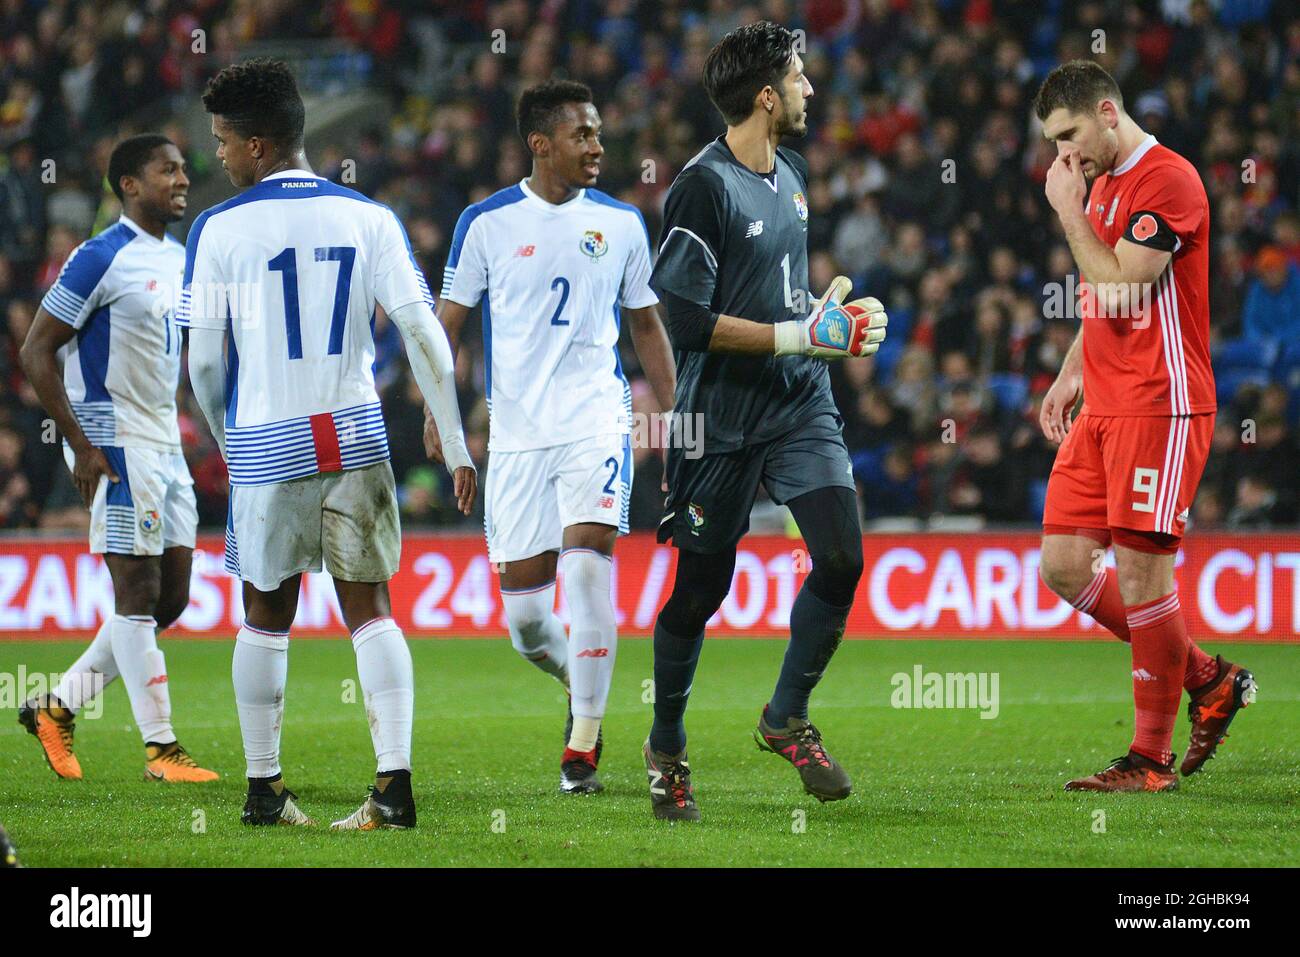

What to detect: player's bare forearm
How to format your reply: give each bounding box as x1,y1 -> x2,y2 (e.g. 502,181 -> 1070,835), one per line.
1059,327 -> 1083,379
19,307 -> 92,454
1058,208 -> 1125,287
1040,328 -> 1085,444
1059,208 -> 1172,298
706,313 -> 777,354
435,298 -> 472,352
625,305 -> 677,410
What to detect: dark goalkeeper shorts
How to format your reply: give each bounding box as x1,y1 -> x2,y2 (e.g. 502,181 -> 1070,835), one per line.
656,412 -> 856,554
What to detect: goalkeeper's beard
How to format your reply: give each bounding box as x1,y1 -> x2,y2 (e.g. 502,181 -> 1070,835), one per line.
774,92 -> 808,139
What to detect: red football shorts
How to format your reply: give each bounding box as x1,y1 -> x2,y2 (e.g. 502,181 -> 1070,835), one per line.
1043,412 -> 1213,541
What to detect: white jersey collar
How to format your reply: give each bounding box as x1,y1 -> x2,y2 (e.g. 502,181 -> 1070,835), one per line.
1111,134 -> 1158,177
519,177 -> 586,210
118,213 -> 167,245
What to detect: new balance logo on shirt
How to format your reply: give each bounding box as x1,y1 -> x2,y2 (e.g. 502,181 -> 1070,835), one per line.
745,220 -> 764,238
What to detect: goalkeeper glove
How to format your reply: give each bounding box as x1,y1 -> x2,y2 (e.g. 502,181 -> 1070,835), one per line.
773,275 -> 888,359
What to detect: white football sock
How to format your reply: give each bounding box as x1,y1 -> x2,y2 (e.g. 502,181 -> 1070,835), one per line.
109,614 -> 176,745
352,617 -> 413,773
561,549 -> 617,750
502,582 -> 569,688
53,617 -> 119,714
233,624 -> 289,779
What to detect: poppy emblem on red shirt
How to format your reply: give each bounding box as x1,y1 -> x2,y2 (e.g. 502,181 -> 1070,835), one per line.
1132,213 -> 1158,241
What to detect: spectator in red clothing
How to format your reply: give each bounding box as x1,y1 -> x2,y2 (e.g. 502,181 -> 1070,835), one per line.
332,0 -> 403,60
857,92 -> 919,157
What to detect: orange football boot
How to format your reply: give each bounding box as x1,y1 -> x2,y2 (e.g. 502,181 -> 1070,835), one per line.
1065,752 -> 1179,792
1182,656 -> 1257,776
18,698 -> 82,780
143,742 -> 220,783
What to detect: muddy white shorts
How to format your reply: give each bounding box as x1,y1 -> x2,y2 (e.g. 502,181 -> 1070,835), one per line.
225,461 -> 401,592
64,444 -> 197,556
485,433 -> 631,565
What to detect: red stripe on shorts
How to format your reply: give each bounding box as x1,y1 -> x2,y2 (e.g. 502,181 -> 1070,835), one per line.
310,413 -> 343,472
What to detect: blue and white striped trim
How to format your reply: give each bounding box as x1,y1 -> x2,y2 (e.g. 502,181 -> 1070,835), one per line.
224,401 -> 390,486
439,266 -> 456,300
71,401 -> 116,446
41,283 -> 87,326
224,527 -> 240,576
335,402 -> 390,470
175,286 -> 193,326
619,433 -> 632,536
104,505 -> 137,554
415,264 -> 434,308
223,493 -> 240,576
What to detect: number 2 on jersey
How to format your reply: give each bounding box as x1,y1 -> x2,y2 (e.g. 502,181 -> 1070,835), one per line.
549,276 -> 571,326
268,246 -> 356,358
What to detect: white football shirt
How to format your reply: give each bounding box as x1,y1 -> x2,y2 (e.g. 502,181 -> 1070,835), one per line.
177,170 -> 432,486
40,215 -> 185,452
441,179 -> 658,452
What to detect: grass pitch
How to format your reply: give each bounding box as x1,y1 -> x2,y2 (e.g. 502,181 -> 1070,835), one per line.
1,637 -> 1296,867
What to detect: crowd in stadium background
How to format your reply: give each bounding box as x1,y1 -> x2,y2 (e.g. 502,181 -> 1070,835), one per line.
1,0 -> 1298,539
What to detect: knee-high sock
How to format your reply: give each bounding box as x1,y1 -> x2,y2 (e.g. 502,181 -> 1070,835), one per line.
561,549 -> 617,751
233,624 -> 289,779
53,617 -> 119,714
649,620 -> 704,755
501,581 -> 569,687
767,582 -> 851,727
1071,568 -> 1218,690
109,614 -> 175,744
1126,593 -> 1189,765
352,617 -> 413,773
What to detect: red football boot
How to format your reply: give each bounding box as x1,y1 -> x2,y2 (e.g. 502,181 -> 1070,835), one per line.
1181,656 -> 1257,776
1065,752 -> 1179,792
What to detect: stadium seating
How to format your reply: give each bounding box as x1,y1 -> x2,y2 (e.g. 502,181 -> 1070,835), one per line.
1216,336 -> 1279,375
986,373 -> 1030,415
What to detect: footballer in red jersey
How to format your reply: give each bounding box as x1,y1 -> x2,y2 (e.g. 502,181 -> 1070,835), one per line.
1032,61 -> 1256,792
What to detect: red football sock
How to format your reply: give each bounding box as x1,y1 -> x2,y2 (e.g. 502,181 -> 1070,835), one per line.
1184,644 -> 1218,691
1071,568 -> 1130,640
1073,569 -> 1217,691
1125,592 -> 1189,766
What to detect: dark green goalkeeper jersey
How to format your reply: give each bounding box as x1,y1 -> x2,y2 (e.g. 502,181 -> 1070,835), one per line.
650,135 -> 839,454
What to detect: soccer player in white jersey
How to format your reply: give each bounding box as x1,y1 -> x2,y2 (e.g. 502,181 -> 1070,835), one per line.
18,134 -> 219,784
429,80 -> 676,793
181,60 -> 475,829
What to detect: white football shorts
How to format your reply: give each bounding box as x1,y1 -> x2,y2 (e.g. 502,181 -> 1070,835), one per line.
63,444 -> 198,556
485,432 -> 631,565
225,461 -> 401,592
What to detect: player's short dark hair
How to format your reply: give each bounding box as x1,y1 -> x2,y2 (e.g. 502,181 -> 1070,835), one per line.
516,79 -> 594,146
702,20 -> 797,126
106,133 -> 174,202
201,58 -> 305,148
1033,60 -> 1124,121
